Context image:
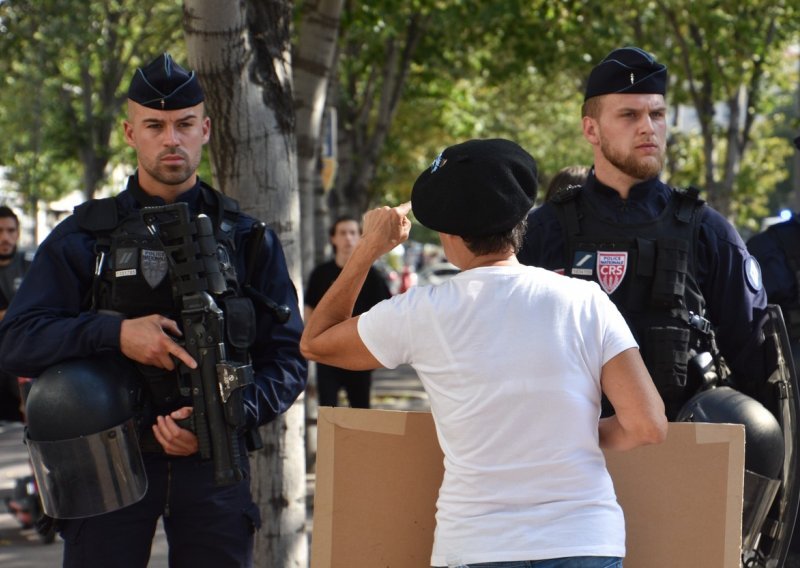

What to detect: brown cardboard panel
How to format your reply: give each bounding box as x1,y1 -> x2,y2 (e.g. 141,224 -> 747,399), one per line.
312,408 -> 444,568
604,423 -> 745,568
312,408 -> 744,568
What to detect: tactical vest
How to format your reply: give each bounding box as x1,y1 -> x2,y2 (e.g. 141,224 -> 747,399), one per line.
74,184 -> 252,409
768,219 -> 800,342
551,185 -> 716,417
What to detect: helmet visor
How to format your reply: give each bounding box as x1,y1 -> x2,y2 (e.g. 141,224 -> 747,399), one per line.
27,419 -> 147,519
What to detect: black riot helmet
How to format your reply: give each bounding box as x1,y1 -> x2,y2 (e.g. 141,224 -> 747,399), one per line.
25,353 -> 147,519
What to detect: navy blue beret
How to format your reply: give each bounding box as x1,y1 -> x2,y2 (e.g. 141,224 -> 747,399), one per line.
411,139 -> 538,238
585,47 -> 667,101
128,53 -> 204,110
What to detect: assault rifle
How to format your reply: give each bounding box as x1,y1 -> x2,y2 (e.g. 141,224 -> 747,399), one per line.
141,203 -> 253,487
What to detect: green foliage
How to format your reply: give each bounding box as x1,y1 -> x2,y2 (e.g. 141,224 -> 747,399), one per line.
364,0 -> 800,229
0,0 -> 183,203
0,0 -> 797,234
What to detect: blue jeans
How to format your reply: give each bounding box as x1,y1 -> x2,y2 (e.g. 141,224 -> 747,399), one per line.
438,558 -> 623,568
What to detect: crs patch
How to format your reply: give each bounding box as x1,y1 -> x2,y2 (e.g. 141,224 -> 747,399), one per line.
597,251 -> 628,295
571,251 -> 596,276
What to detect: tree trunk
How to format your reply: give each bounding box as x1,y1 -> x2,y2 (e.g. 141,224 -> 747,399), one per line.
293,0 -> 344,280
293,0 -> 344,475
183,1 -> 308,566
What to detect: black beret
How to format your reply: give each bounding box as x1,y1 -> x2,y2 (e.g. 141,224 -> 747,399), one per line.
128,53 -> 204,110
584,47 -> 667,101
794,135 -> 800,151
411,139 -> 538,238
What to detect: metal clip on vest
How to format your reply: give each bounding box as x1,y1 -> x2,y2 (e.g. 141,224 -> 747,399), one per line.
687,311 -> 712,335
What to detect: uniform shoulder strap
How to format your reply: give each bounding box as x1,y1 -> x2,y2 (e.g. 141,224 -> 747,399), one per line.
73,197 -> 124,311
549,184 -> 582,236
74,197 -> 120,233
548,183 -> 582,204
672,186 -> 704,224
199,182 -> 240,241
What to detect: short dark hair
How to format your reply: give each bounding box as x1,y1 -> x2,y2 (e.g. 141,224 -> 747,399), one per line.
581,96 -> 603,119
461,216 -> 528,256
0,206 -> 19,227
329,215 -> 360,237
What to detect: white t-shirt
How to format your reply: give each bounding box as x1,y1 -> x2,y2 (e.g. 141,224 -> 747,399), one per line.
357,264 -> 637,566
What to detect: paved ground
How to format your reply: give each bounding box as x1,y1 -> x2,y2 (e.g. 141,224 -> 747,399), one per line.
0,364 -> 427,567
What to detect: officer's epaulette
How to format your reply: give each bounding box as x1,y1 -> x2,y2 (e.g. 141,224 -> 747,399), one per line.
548,184 -> 582,204
199,181 -> 240,241
74,197 -> 120,233
673,185 -> 705,204
672,186 -> 705,224
200,181 -> 239,215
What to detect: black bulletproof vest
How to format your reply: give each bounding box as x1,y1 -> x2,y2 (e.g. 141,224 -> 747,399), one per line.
552,186 -> 711,416
99,213 -> 176,318
768,219 -> 800,342
74,186 -> 250,410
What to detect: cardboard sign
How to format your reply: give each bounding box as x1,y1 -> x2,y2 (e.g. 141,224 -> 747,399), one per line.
312,408 -> 745,568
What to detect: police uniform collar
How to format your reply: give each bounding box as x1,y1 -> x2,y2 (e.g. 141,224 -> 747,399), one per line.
127,174 -> 202,209
584,173 -> 669,206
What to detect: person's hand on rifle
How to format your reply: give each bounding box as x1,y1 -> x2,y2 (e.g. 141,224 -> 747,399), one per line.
152,406 -> 199,456
120,314 -> 197,370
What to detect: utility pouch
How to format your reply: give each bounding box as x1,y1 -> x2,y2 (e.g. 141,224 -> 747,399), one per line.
645,326 -> 691,400
223,296 -> 257,362
650,238 -> 689,308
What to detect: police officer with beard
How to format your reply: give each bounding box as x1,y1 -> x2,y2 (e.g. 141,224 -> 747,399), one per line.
518,46 -> 768,417
0,53 -> 307,567
518,46 -> 800,566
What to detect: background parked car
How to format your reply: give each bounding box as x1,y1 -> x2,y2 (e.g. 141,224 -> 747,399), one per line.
416,262 -> 460,287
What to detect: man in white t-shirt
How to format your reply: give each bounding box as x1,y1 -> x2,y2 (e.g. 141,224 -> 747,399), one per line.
301,138 -> 667,568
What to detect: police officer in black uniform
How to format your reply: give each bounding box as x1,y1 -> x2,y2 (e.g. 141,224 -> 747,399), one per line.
747,138 -> 800,566
518,46 -> 768,416
518,47 -> 798,565
747,135 -> 800,361
0,53 -> 307,567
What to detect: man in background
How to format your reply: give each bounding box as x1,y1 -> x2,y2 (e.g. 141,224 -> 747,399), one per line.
0,205 -> 30,421
0,206 -> 31,321
305,216 -> 391,408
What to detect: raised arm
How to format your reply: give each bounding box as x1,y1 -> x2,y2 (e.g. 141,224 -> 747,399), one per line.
300,203 -> 411,370
599,347 -> 668,450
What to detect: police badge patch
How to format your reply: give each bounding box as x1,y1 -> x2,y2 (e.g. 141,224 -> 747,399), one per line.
597,251 -> 628,295
115,247 -> 137,278
141,249 -> 168,289
571,251 -> 596,276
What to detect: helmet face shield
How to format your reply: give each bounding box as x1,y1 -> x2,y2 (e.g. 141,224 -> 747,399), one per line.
24,354 -> 148,519
28,418 -> 147,519
742,470 -> 781,552
27,419 -> 147,519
